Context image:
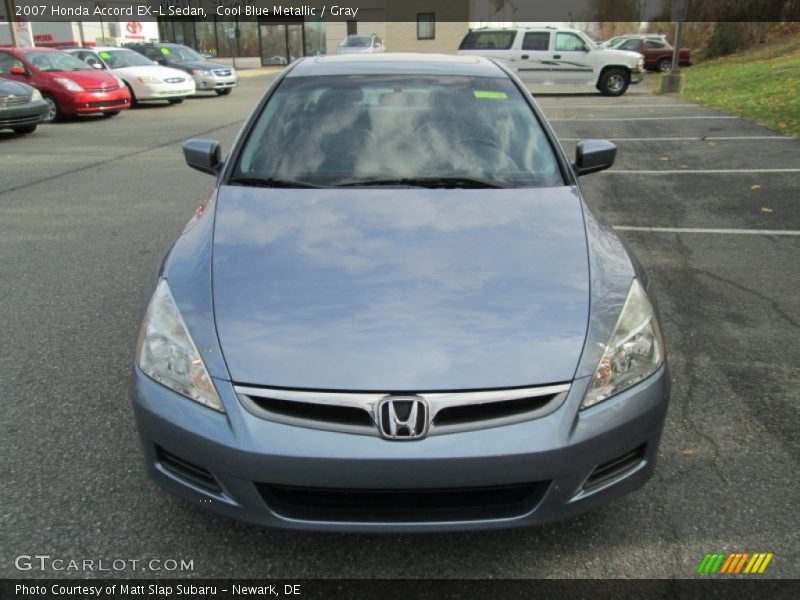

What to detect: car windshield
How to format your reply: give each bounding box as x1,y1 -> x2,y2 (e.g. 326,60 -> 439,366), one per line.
233,74 -> 563,188
22,51 -> 92,72
341,36 -> 372,48
165,45 -> 203,63
101,49 -> 156,69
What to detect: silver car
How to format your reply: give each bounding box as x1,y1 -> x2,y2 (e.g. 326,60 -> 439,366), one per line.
131,54 -> 670,532
335,34 -> 385,54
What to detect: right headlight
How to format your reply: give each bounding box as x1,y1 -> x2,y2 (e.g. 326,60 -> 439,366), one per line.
136,279 -> 224,412
30,88 -> 43,102
581,279 -> 664,409
192,69 -> 211,76
54,77 -> 84,92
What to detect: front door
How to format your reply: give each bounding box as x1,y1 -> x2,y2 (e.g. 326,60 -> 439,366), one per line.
549,32 -> 595,84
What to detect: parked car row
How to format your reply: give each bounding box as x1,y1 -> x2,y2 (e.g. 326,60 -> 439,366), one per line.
0,43 -> 238,135
604,34 -> 692,72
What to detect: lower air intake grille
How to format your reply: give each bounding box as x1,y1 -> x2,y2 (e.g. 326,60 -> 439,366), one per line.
583,444 -> 647,490
256,481 -> 549,522
156,446 -> 222,494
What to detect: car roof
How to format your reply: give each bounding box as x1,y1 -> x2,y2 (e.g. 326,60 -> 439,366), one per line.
288,53 -> 507,78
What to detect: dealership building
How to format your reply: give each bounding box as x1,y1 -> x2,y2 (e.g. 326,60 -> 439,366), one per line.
1,0 -> 493,66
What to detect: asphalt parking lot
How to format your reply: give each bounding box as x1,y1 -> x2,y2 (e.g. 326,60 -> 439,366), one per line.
1,75 -> 798,579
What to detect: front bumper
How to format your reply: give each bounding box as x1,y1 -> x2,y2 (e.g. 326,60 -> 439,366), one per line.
131,365 -> 670,532
137,82 -> 196,100
192,73 -> 238,92
63,89 -> 131,115
0,99 -> 48,128
630,69 -> 644,84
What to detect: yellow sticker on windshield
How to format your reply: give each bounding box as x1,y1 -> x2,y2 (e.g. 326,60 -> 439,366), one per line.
160,48 -> 171,55
474,90 -> 508,100
99,52 -> 111,59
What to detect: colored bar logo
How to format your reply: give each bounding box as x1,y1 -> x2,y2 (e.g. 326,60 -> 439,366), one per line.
696,552 -> 773,574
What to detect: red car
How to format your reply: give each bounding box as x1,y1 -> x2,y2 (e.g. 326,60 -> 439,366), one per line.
0,48 -> 131,121
611,37 -> 692,73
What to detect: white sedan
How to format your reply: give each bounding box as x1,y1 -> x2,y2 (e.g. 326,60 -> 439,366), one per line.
65,47 -> 195,105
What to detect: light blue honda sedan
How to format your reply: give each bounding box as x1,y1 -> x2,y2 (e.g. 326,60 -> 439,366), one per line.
131,54 -> 670,531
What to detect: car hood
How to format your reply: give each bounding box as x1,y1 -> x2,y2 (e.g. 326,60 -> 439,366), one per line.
51,69 -> 120,88
335,47 -> 374,54
174,60 -> 231,71
112,65 -> 192,81
211,186 -> 590,391
0,78 -> 34,96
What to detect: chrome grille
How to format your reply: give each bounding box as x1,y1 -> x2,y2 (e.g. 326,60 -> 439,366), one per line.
212,69 -> 232,77
0,95 -> 28,106
164,77 -> 185,83
235,383 -> 570,437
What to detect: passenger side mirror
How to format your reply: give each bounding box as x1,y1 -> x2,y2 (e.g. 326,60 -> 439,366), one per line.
10,65 -> 27,76
92,62 -> 104,69
183,139 -> 222,176
573,140 -> 617,176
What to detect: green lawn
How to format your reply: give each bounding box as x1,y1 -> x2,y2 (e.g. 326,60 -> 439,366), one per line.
660,36 -> 800,137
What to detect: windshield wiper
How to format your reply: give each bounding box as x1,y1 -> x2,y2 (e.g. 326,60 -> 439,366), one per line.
228,177 -> 320,189
336,176 -> 509,189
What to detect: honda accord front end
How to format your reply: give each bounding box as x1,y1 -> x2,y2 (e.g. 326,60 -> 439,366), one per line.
130,54 -> 670,531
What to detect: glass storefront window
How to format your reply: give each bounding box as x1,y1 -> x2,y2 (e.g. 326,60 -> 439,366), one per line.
195,21 -> 218,57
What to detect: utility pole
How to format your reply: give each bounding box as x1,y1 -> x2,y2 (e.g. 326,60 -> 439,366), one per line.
671,21 -> 684,73
4,0 -> 19,47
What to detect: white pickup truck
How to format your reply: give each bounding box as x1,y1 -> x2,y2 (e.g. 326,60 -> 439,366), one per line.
457,27 -> 645,96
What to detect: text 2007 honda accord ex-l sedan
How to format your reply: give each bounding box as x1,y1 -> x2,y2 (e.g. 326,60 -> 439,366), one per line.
131,54 -> 670,532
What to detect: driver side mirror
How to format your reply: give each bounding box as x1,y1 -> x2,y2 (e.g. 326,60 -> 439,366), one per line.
183,139 -> 222,175
573,140 -> 616,176
91,62 -> 104,69
10,65 -> 27,76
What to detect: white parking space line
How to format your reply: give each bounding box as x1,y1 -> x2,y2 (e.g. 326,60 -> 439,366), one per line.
550,116 -> 739,122
560,136 -> 795,142
605,168 -> 800,174
540,104 -> 707,110
615,226 -> 800,236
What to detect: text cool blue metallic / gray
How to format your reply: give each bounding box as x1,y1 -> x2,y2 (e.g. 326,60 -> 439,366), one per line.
130,54 -> 670,532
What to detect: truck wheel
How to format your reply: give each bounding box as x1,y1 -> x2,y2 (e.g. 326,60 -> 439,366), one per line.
599,68 -> 630,96
658,58 -> 672,73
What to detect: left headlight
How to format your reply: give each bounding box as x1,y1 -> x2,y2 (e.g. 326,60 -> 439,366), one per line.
136,279 -> 224,412
581,279 -> 664,409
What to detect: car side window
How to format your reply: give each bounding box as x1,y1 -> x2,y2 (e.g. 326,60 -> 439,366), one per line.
522,32 -> 550,51
646,40 -> 667,49
621,39 -> 642,51
459,31 -> 517,50
78,52 -> 103,68
0,52 -> 24,74
555,33 -> 588,52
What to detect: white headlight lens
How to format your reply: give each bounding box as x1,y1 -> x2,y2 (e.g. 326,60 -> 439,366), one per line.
55,77 -> 84,92
137,279 -> 224,412
30,88 -> 43,102
582,279 -> 664,409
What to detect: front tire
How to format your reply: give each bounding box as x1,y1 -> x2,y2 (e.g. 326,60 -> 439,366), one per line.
42,93 -> 61,122
125,83 -> 138,107
12,124 -> 37,134
657,58 -> 673,73
599,68 -> 630,96
215,88 -> 232,96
